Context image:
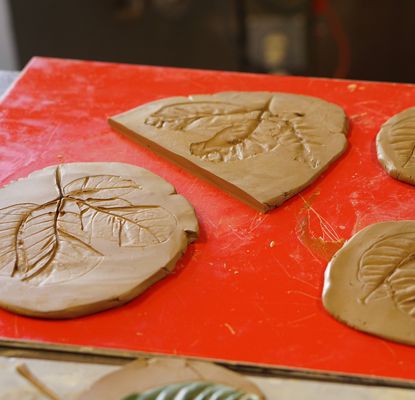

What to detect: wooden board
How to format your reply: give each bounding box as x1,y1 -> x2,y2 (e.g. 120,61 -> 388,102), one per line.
1,57 -> 415,381
2,354 -> 414,399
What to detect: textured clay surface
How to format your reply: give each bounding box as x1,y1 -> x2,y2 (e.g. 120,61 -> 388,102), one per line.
323,221 -> 415,345
0,163 -> 198,319
109,92 -> 348,212
377,107 -> 415,185
77,357 -> 264,400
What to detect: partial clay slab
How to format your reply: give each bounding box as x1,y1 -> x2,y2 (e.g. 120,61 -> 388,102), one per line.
323,221 -> 415,345
377,107 -> 415,185
109,92 -> 348,212
77,357 -> 264,400
0,163 -> 198,319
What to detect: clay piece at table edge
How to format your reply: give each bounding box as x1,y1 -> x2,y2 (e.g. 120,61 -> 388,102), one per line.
323,220 -> 415,345
0,162 -> 198,319
376,106 -> 415,185
109,91 -> 349,213
76,357 -> 264,400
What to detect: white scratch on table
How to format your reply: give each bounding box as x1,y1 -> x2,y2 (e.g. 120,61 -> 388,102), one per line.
12,317 -> 20,338
44,123 -> 61,147
379,340 -> 398,361
247,213 -> 269,233
272,255 -> 319,291
223,322 -> 236,335
286,313 -> 317,326
287,290 -> 320,301
299,194 -> 341,242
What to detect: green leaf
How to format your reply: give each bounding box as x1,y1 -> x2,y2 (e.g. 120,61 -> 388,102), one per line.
121,381 -> 261,400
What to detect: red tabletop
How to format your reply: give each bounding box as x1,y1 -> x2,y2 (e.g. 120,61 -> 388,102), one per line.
1,57 -> 415,380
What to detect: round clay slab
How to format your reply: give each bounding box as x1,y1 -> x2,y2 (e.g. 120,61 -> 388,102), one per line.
0,163 -> 198,318
323,221 -> 415,345
77,357 -> 264,400
377,106 -> 415,185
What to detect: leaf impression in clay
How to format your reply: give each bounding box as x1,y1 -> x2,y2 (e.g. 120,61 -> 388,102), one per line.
145,100 -> 317,167
323,221 -> 415,345
376,106 -> 415,185
109,92 -> 348,212
0,163 -> 198,318
1,168 -> 175,284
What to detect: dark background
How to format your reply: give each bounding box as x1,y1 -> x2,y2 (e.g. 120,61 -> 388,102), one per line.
8,0 -> 415,83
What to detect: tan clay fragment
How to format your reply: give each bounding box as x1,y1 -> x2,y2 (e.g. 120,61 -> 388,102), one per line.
0,163 -> 198,319
77,357 -> 264,400
377,106 -> 415,185
109,92 -> 348,212
323,221 -> 415,345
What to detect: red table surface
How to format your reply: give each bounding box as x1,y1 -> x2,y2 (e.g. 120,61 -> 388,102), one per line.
1,57 -> 415,381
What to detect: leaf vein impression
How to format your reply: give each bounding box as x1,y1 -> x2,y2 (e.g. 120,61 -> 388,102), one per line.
359,232 -> 415,310
76,200 -> 161,243
145,97 -> 317,166
3,167 -> 175,284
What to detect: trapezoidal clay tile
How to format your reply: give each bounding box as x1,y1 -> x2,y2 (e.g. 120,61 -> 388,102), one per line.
109,92 -> 349,213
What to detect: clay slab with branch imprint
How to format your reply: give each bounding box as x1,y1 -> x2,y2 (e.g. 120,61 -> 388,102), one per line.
109,92 -> 349,212
0,163 -> 198,319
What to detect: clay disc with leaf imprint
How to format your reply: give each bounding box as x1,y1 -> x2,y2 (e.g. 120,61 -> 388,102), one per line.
0,163 -> 198,319
323,221 -> 415,345
377,106 -> 415,185
77,357 -> 264,400
109,92 -> 348,212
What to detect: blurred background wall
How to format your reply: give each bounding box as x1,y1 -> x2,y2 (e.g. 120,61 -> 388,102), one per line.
0,0 -> 17,70
0,0 -> 414,83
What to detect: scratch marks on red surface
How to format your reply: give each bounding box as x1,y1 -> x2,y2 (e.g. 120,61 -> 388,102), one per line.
352,100 -> 390,118
286,290 -> 321,302
205,212 -> 269,251
223,322 -> 236,335
227,213 -> 269,242
274,255 -> 319,291
286,312 -> 317,326
0,143 -> 37,184
248,213 -> 269,231
378,339 -> 400,364
12,316 -> 20,338
350,100 -> 392,129
351,195 -> 415,234
296,193 -> 345,262
44,123 -> 62,147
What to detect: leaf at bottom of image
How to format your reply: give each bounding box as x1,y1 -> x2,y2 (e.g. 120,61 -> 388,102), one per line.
122,381 -> 261,400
